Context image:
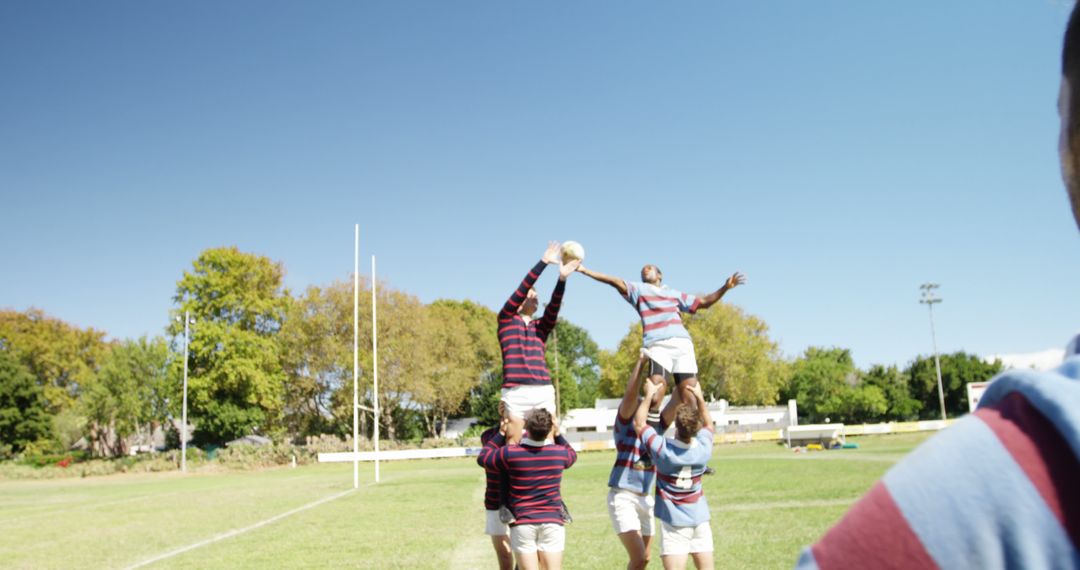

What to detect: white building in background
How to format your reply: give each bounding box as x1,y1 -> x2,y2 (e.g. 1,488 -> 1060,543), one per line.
441,417 -> 477,439
560,397 -> 798,444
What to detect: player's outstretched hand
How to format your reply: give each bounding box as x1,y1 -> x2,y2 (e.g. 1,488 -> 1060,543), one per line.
726,272 -> 746,290
689,382 -> 705,401
559,259 -> 581,279
643,379 -> 660,398
542,241 -> 560,265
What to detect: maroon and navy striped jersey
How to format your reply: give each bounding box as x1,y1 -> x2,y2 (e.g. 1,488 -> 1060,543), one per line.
477,432 -> 578,526
498,260 -> 565,388
480,427 -> 506,511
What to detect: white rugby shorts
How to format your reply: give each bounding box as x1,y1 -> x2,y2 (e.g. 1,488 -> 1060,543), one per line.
510,523 -> 565,553
485,509 -> 509,536
643,337 -> 698,376
501,384 -> 556,419
659,520 -> 713,556
607,488 -> 655,536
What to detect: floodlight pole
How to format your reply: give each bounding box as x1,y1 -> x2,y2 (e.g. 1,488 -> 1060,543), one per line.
181,310 -> 191,473
372,255 -> 380,484
919,283 -> 946,421
353,225 -> 359,489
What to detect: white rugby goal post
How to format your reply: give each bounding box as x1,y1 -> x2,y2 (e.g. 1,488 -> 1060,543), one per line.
349,224 -> 381,487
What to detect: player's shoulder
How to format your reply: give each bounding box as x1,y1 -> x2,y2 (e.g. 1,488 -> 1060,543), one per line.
480,427 -> 500,444
978,355 -> 1080,452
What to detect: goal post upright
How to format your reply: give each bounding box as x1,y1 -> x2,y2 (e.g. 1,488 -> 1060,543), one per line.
353,225 -> 359,489
372,254 -> 380,484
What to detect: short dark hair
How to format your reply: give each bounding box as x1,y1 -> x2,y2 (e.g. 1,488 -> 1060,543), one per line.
1062,2 -> 1080,230
1064,4 -> 1080,82
674,404 -> 701,442
524,408 -> 553,441
1065,4 -> 1080,130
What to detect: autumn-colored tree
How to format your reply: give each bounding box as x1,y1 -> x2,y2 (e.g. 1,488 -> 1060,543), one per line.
599,304 -> 786,406
414,303 -> 481,437
0,309 -> 107,415
685,304 -> 787,405
598,323 -> 643,399
279,280 -> 358,438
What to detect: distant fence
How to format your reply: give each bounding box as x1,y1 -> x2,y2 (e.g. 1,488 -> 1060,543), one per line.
317,419 -> 955,463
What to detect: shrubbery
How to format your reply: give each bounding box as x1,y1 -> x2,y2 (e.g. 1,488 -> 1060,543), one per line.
0,435 -> 487,480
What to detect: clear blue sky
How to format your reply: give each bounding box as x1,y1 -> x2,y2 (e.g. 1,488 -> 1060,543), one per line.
2,1 -> 1078,369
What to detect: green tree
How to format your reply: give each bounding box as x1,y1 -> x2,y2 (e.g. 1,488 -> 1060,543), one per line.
0,309 -> 107,415
685,304 -> 788,404
862,364 -> 921,421
171,247 -> 290,445
781,347 -> 890,424
598,323 -> 643,399
905,352 -> 1002,419
781,347 -> 853,424
0,349 -> 53,457
546,319 -> 601,413
81,336 -> 170,457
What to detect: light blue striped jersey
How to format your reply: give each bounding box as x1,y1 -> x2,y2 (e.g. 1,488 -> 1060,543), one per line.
640,425 -> 714,527
623,281 -> 700,346
607,412 -> 656,493
797,336 -> 1080,570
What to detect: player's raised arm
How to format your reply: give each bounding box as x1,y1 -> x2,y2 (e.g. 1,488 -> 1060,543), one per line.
477,417 -> 510,470
617,354 -> 649,420
576,265 -> 628,297
551,417 -> 577,469
633,380 -> 661,435
697,272 -> 746,310
498,242 -> 560,319
660,383 -> 681,428
689,383 -> 713,432
536,258 -> 579,340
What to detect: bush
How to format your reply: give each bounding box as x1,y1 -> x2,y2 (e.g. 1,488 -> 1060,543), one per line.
461,423 -> 488,439
18,450 -> 90,468
216,443 -> 315,469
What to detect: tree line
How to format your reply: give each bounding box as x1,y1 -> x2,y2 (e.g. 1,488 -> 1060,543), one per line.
0,246 -> 1004,458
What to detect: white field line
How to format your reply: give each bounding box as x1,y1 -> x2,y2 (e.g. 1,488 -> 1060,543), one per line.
565,497 -> 858,523
124,487 -> 359,569
716,497 -> 856,512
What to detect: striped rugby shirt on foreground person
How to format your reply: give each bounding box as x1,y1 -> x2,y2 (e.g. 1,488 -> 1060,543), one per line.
477,431 -> 578,525
797,336 -> 1080,569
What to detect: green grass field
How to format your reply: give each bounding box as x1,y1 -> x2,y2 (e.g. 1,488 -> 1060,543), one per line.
0,432 -> 932,569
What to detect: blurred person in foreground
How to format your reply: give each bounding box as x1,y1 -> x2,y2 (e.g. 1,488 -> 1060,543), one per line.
794,6 -> 1080,568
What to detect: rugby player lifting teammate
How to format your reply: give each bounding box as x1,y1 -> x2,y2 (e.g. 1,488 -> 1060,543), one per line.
577,262 -> 745,404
